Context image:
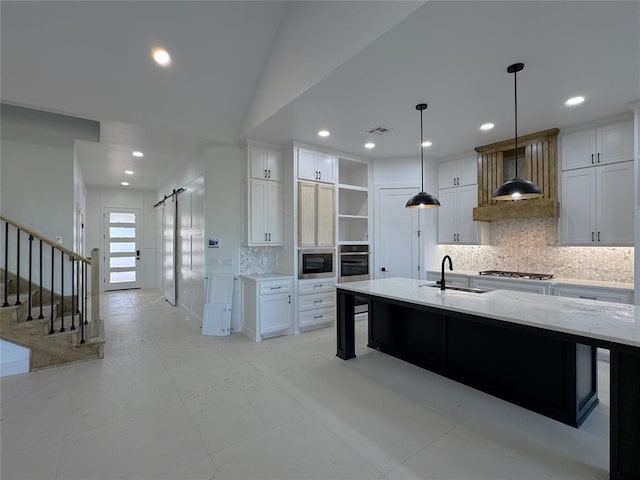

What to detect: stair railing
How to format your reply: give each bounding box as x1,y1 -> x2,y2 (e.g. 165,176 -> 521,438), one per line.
0,215 -> 101,344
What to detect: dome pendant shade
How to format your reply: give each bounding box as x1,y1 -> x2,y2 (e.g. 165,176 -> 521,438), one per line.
493,63 -> 543,201
406,103 -> 440,209
492,178 -> 543,201
405,192 -> 441,208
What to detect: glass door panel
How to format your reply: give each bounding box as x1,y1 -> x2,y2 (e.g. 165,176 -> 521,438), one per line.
105,208 -> 141,290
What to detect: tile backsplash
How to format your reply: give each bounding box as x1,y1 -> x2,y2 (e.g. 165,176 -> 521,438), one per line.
240,247 -> 277,274
436,218 -> 634,283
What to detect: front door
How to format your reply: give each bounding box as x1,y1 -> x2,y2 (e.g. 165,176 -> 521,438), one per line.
104,208 -> 141,290
376,186 -> 422,279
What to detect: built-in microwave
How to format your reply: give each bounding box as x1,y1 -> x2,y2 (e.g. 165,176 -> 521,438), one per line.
298,249 -> 335,279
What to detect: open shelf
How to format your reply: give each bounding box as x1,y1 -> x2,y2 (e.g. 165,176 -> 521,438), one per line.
338,183 -> 368,192
338,189 -> 368,216
339,214 -> 368,220
339,216 -> 368,243
338,159 -> 368,188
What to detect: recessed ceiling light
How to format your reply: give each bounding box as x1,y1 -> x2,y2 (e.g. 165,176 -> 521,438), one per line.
421,141 -> 432,148
565,96 -> 585,106
152,48 -> 171,67
132,151 -> 144,157
125,170 -> 134,175
121,182 -> 130,186
480,123 -> 495,131
318,130 -> 330,137
364,142 -> 375,149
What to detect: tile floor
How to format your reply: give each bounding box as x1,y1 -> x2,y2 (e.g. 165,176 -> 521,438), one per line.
1,289 -> 610,479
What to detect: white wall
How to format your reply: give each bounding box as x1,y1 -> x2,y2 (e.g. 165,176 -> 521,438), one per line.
157,145 -> 244,331
1,104 -> 99,249
85,187 -> 158,291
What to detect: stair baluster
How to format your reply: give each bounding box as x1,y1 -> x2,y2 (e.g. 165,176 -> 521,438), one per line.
3,221 -> 8,307
38,239 -> 44,319
80,259 -> 85,344
75,259 -> 80,313
83,260 -> 88,325
59,249 -> 65,333
49,244 -> 55,334
27,235 -> 33,320
14,229 -> 20,306
70,257 -> 75,331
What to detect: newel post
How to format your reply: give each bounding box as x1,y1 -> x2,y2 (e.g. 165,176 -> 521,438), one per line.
91,248 -> 102,340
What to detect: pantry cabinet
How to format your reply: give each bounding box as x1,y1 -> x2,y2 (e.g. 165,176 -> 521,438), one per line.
298,148 -> 336,184
560,161 -> 633,246
561,120 -> 633,171
298,181 -> 335,247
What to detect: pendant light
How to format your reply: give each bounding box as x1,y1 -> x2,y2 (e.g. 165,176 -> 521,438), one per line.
405,103 -> 440,208
492,63 -> 543,201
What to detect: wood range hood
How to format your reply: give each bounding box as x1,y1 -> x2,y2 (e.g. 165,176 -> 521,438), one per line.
473,128 -> 559,222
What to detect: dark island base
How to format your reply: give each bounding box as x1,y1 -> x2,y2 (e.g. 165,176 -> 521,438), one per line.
366,297 -> 598,428
337,288 -> 640,479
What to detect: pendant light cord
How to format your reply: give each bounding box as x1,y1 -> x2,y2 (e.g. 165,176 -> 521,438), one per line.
420,108 -> 424,192
514,67 -> 518,178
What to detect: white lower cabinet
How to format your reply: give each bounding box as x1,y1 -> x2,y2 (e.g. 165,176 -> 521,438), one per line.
552,285 -> 633,304
298,278 -> 335,332
241,276 -> 292,341
470,277 -> 551,295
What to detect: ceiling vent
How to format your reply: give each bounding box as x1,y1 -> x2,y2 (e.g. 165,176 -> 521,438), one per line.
367,125 -> 393,135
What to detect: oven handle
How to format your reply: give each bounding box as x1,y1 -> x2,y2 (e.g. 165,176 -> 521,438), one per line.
339,252 -> 371,256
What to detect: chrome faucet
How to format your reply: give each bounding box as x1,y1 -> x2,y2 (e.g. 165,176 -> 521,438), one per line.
440,255 -> 453,290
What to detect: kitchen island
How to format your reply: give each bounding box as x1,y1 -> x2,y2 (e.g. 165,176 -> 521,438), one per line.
336,278 -> 640,480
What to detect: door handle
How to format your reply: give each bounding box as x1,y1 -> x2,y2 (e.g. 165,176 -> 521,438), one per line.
597,153 -> 600,163
136,249 -> 140,260
288,295 -> 291,304
265,233 -> 268,242
318,171 -> 321,180
268,169 -> 271,178
264,169 -> 267,178
597,231 -> 601,242
591,154 -> 594,165
268,232 -> 271,242
592,232 -> 595,242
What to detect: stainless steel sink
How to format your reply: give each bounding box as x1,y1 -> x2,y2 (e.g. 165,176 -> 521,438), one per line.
420,284 -> 489,294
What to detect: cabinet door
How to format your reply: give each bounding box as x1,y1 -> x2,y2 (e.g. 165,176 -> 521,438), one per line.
597,162 -> 633,245
316,184 -> 335,246
457,156 -> 478,186
438,160 -> 457,188
266,149 -> 282,181
437,188 -> 458,243
597,121 -> 634,165
560,169 -> 596,245
299,306 -> 334,331
249,145 -> 267,180
298,149 -> 318,181
266,181 -> 284,245
260,292 -> 291,338
250,180 -> 267,245
298,182 -> 317,247
552,285 -> 633,304
561,130 -> 596,170
316,153 -> 335,184
457,184 -> 478,243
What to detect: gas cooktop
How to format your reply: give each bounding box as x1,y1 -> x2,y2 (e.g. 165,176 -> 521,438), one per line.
479,270 -> 554,280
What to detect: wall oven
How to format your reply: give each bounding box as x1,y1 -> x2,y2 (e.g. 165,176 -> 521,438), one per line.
338,245 -> 370,315
298,249 -> 335,279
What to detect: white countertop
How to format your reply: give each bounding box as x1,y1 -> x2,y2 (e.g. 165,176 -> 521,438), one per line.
426,270 -> 634,291
336,277 -> 640,348
239,273 -> 293,281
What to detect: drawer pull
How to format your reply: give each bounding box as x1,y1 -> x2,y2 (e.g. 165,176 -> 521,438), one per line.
314,284 -> 323,288
314,299 -> 323,304
314,315 -> 324,319
270,286 -> 283,290
579,295 -> 597,300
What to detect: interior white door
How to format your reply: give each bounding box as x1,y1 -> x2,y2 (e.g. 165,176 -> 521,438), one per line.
376,186 -> 422,279
104,208 -> 141,291
163,197 -> 177,305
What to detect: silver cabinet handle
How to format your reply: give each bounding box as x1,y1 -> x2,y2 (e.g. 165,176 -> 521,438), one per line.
313,284 -> 323,288
592,232 -> 595,242
591,154 -> 594,165
314,314 -> 324,319
579,295 -> 597,300
597,231 -> 600,242
597,153 -> 600,163
270,286 -> 282,290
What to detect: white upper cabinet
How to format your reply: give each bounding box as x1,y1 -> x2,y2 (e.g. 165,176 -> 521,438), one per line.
560,161 -> 633,246
561,120 -> 633,170
438,156 -> 477,188
249,180 -> 283,246
298,148 -> 336,184
250,145 -> 282,181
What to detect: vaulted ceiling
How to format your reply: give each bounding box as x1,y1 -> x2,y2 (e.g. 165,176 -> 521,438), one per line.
2,1 -> 638,189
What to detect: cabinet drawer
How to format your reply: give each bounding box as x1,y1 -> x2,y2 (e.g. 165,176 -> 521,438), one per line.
259,281 -> 291,295
299,306 -> 335,331
552,285 -> 633,304
470,278 -> 550,295
298,292 -> 335,311
298,280 -> 335,294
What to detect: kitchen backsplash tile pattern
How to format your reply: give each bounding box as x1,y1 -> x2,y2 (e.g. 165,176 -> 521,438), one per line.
240,247 -> 277,274
436,218 -> 633,283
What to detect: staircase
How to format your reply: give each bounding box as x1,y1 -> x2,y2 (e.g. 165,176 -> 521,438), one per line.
1,215 -> 104,372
